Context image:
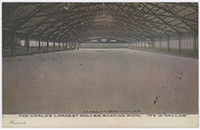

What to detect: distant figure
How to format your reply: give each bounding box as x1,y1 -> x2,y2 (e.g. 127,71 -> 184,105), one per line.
77,47 -> 79,50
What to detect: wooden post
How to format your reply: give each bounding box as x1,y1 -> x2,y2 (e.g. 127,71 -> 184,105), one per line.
65,42 -> 67,51
196,32 -> 198,51
11,31 -> 16,56
153,38 -> 155,51
77,43 -> 80,50
42,39 -> 43,48
149,42 -> 150,49
167,35 -> 170,52
178,33 -> 181,53
53,37 -> 55,51
38,36 -> 41,53
58,38 -> 60,50
62,40 -> 65,50
193,32 -> 197,51
25,34 -> 30,54
159,37 -> 161,51
79,43 -> 81,49
69,42 -> 71,50
47,37 -> 49,51
74,42 -> 76,49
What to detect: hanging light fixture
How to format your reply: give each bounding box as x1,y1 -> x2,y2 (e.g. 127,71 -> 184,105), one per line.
102,2 -> 106,18
64,3 -> 70,10
137,3 -> 143,11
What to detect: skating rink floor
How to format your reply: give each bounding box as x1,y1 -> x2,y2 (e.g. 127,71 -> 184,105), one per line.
3,49 -> 198,114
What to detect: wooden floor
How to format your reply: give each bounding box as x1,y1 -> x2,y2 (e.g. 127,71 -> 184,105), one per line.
3,49 -> 198,114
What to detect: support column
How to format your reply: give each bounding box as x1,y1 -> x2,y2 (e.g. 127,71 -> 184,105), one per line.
63,43 -> 65,51
65,42 -> 68,51
64,40 -> 66,51
58,38 -> 60,50
11,31 -> 16,56
153,38 -> 155,51
77,43 -> 80,50
159,37 -> 161,51
79,43 -> 81,49
178,33 -> 181,53
53,37 -> 55,51
196,32 -> 198,51
75,42 -> 77,50
38,36 -> 41,53
193,32 -> 197,51
69,42 -> 72,50
47,37 -> 49,51
167,35 -> 170,52
142,43 -> 144,49
42,39 -> 43,48
62,40 -> 65,50
74,42 -> 76,50
149,43 -> 150,49
25,34 -> 30,54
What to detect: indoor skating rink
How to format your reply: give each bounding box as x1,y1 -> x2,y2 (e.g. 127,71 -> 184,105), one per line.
3,49 -> 198,114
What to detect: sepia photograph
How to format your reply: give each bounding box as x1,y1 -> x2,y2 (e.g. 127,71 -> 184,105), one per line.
2,1 -> 199,127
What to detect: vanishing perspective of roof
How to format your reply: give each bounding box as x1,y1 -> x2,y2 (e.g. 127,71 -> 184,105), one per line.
2,2 -> 198,42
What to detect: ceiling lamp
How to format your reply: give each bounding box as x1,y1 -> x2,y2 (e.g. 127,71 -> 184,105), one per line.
102,2 -> 107,18
64,6 -> 69,10
137,3 -> 143,11
64,3 -> 70,10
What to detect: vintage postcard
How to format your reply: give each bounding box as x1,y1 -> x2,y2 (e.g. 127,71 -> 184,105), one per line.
2,1 -> 199,127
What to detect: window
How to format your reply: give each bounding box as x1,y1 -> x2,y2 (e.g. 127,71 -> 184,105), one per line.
101,39 -> 107,42
111,40 -> 116,42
